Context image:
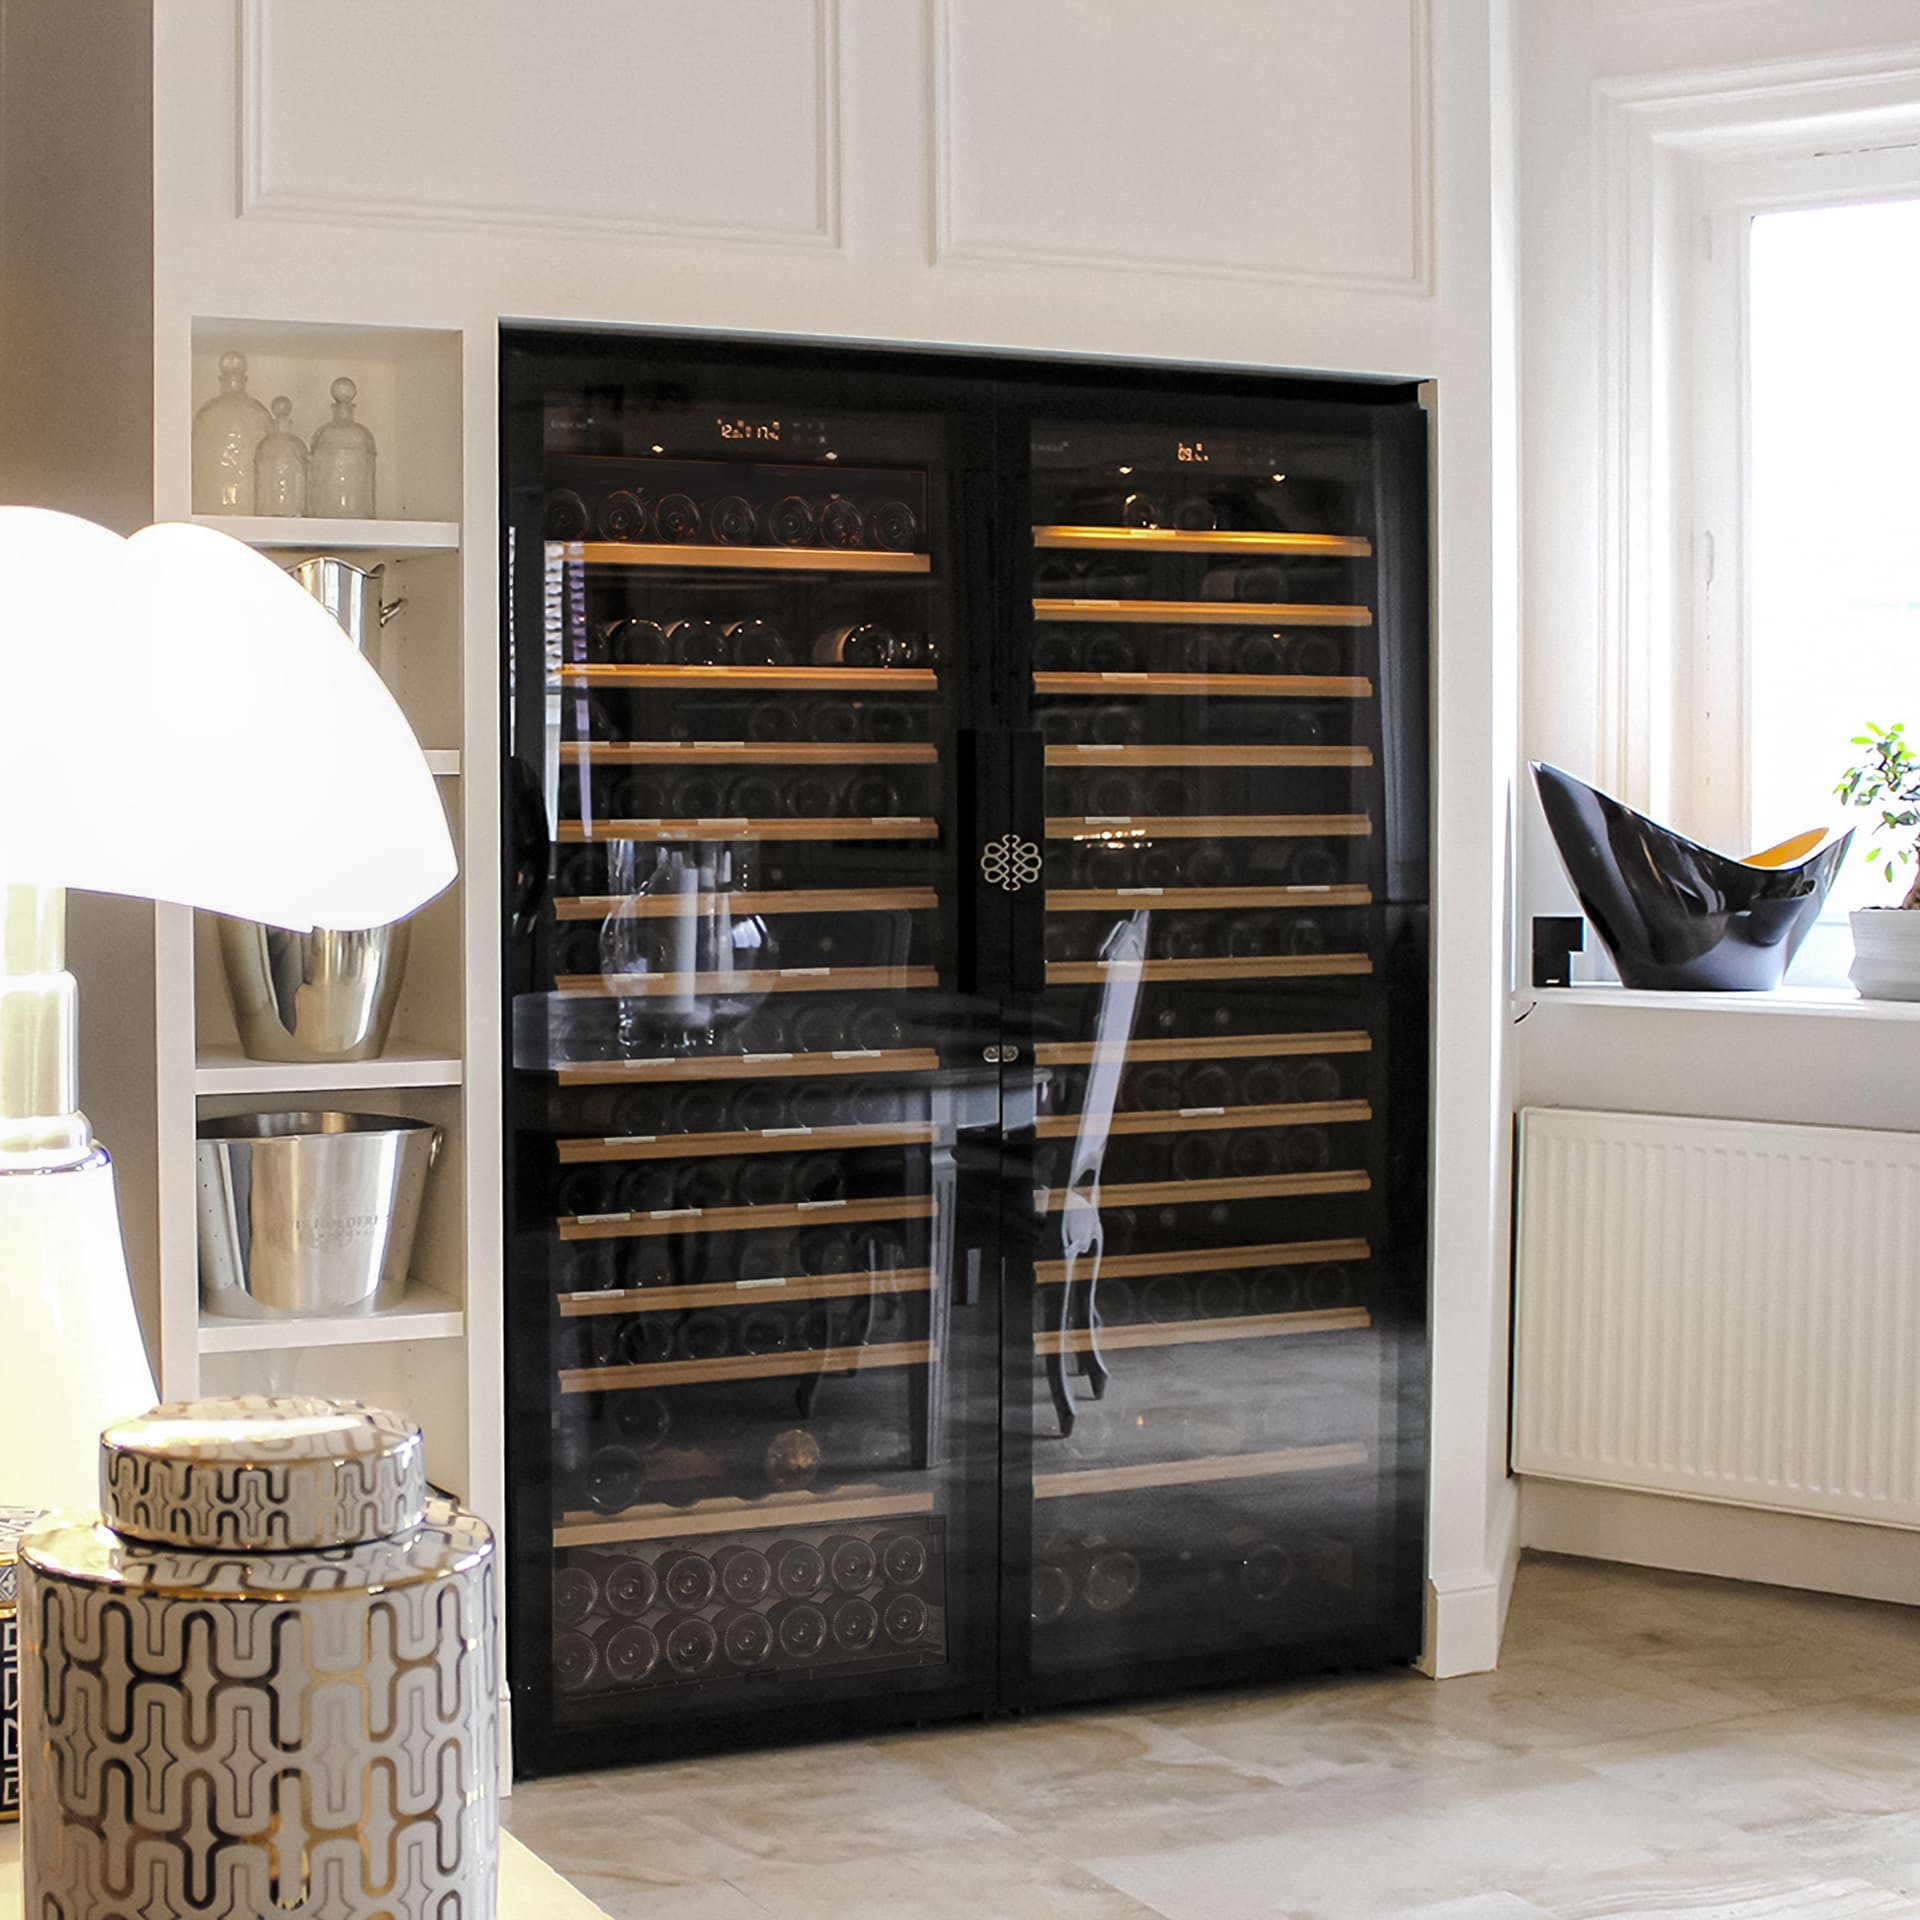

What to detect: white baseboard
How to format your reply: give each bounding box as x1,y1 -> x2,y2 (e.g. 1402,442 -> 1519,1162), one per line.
1520,1477 -> 1920,1607
1422,1478 -> 1524,1677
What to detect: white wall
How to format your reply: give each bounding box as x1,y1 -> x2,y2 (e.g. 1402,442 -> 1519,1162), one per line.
130,0 -> 1519,1671
1515,0 -> 1920,1593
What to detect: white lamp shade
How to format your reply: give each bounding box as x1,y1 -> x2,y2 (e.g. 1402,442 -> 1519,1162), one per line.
0,510 -> 456,930
0,1150 -> 156,1511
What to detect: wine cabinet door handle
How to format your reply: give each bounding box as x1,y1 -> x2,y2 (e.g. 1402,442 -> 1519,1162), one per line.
1006,727 -> 1046,997
957,727 -> 1046,997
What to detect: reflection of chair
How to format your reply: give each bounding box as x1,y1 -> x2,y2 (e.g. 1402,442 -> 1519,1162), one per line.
1532,762 -> 1852,991
1050,909 -> 1149,1437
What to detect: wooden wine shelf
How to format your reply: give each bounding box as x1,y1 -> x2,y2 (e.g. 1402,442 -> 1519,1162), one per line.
1035,1030 -> 1371,1069
1033,599 -> 1373,628
1034,671 -> 1371,699
1038,1170 -> 1369,1212
1032,527 -> 1374,559
555,886 -> 940,922
1047,885 -> 1372,912
553,1485 -> 936,1549
557,1047 -> 942,1087
562,741 -> 939,766
551,539 -> 932,575
558,664 -> 938,691
558,1267 -> 936,1317
558,1121 -> 938,1165
1035,1099 -> 1371,1140
1036,1236 -> 1371,1284
1033,1441 -> 1370,1500
561,1194 -> 938,1242
1047,744 -> 1373,768
1048,812 -> 1369,841
1047,954 -> 1372,986
560,1338 -> 936,1395
557,817 -> 939,844
555,964 -> 940,999
1035,1306 -> 1371,1357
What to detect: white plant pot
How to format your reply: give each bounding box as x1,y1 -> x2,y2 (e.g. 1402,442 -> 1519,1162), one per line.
1848,906 -> 1920,1000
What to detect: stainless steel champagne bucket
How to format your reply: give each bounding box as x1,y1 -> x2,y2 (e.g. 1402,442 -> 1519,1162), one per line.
197,1111 -> 441,1318
283,555 -> 404,652
217,915 -> 413,1062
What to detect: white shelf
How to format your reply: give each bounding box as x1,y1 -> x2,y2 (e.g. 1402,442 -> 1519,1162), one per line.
1520,984 -> 1920,1022
194,1041 -> 465,1096
189,515 -> 461,553
198,1287 -> 465,1353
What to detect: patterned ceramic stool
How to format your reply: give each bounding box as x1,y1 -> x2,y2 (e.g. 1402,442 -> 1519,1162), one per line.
0,1509 -> 39,1824
19,1395 -> 498,1918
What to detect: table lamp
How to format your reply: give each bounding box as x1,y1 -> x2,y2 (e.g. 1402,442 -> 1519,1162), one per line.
0,508 -> 457,1513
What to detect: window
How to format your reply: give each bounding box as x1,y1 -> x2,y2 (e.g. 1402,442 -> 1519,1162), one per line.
1692,148 -> 1920,982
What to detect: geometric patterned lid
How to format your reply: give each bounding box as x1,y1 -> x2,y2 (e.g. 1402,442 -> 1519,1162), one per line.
99,1395 -> 426,1552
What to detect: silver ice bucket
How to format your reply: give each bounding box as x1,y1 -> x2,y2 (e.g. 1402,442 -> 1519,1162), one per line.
217,915 -> 413,1063
197,1111 -> 441,1318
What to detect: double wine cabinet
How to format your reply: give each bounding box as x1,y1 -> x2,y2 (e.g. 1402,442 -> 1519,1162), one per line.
502,333 -> 1429,1774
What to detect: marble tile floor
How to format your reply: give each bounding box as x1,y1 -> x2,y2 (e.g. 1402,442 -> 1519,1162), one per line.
505,1553 -> 1920,1919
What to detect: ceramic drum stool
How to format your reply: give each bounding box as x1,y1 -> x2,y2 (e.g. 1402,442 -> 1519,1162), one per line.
19,1396 -> 499,1918
0,1506 -> 39,1822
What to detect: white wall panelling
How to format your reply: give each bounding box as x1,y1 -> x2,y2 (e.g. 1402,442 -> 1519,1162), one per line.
239,0 -> 845,250
929,0 -> 1434,291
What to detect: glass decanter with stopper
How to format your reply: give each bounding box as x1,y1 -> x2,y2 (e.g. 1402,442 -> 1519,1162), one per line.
191,351 -> 273,513
310,376 -> 377,517
252,395 -> 308,517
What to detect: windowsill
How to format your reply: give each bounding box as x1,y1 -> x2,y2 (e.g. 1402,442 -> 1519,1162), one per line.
1518,983 -> 1920,1021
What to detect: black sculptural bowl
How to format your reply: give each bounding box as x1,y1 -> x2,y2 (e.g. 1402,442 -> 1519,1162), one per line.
1530,762 -> 1852,991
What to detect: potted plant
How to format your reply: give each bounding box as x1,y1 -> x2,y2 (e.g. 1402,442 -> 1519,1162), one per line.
1836,719 -> 1920,999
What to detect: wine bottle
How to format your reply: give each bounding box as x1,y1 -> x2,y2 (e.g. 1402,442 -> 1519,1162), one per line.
794,1224 -> 852,1276
1288,842 -> 1344,887
1250,1267 -> 1301,1315
726,617 -> 791,666
678,1311 -> 732,1362
845,772 -> 903,816
677,1159 -> 736,1210
1291,1057 -> 1343,1103
764,1427 -> 822,1491
734,1083 -> 789,1132
747,700 -> 800,742
657,1549 -> 717,1611
1172,494 -> 1218,532
876,1531 -> 928,1587
771,1598 -> 830,1660
554,1167 -> 614,1218
790,1155 -> 848,1205
552,1628 -> 598,1693
828,1594 -> 880,1654
737,1305 -> 794,1354
713,1544 -> 774,1607
769,1536 -> 826,1599
1195,1270 -> 1249,1319
1030,1561 -> 1074,1626
596,488 -> 650,542
667,617 -> 726,667
600,1556 -> 660,1618
734,1160 -> 791,1210
821,1533 -> 878,1594
880,1590 -> 931,1645
1238,1058 -> 1292,1107
543,489 -> 590,541
867,499 -> 918,551
1121,493 -> 1165,529
666,771 -> 725,816
654,492 -> 702,543
670,1085 -> 731,1134
1081,1548 -> 1143,1615
865,702 -> 915,743
1183,1062 -> 1237,1109
788,773 -> 841,818
582,1445 -> 645,1515
610,617 -> 672,665
1085,630 -> 1138,674
662,1614 -> 720,1677
1141,1276 -> 1191,1322
850,1005 -> 905,1052
1170,1133 -> 1226,1182
1236,1542 -> 1294,1606
615,1164 -> 678,1213
1286,632 -> 1344,678
1226,913 -> 1278,958
1087,705 -> 1142,746
813,622 -> 908,669
613,1387 -> 671,1451
1183,844 -> 1236,888
725,772 -> 784,817
817,497 -> 865,549
617,1318 -> 674,1368
1091,1275 -> 1134,1325
1227,1131 -> 1283,1179
788,1002 -> 843,1054
805,702 -> 861,742
718,1606 -> 776,1669
1284,1127 -> 1334,1174
553,1563 -> 599,1626
1128,1063 -> 1182,1111
707,494 -> 757,546
1237,630 -> 1288,674
766,495 -> 816,547
1304,1261 -> 1351,1308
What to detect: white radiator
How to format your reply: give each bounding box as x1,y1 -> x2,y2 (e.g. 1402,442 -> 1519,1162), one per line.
1513,1107 -> 1920,1529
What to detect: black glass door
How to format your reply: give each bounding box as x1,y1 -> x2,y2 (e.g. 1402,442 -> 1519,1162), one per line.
502,341 -> 1007,1771
998,384 -> 1429,1705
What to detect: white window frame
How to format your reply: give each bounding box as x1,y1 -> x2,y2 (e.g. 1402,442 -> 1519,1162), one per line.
1592,49 -> 1920,838
1689,143 -> 1920,859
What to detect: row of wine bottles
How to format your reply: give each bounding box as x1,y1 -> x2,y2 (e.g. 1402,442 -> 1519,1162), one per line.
1045,913 -> 1354,966
557,1155 -> 922,1221
559,1223 -> 927,1299
565,1291 -> 916,1373
567,1416 -> 889,1514
1094,1054 -> 1345,1113
1030,1538 -> 1310,1628
1030,629 -> 1346,677
580,616 -> 934,671
564,691 -> 933,746
548,1069 -> 920,1140
1046,770 -> 1354,820
565,767 -> 922,821
1067,1261 -> 1354,1327
1052,839 -> 1352,889
1038,479 -> 1347,536
1041,1126 -> 1340,1191
554,1587 -> 933,1691
546,486 -> 920,553
1035,706 -> 1341,749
